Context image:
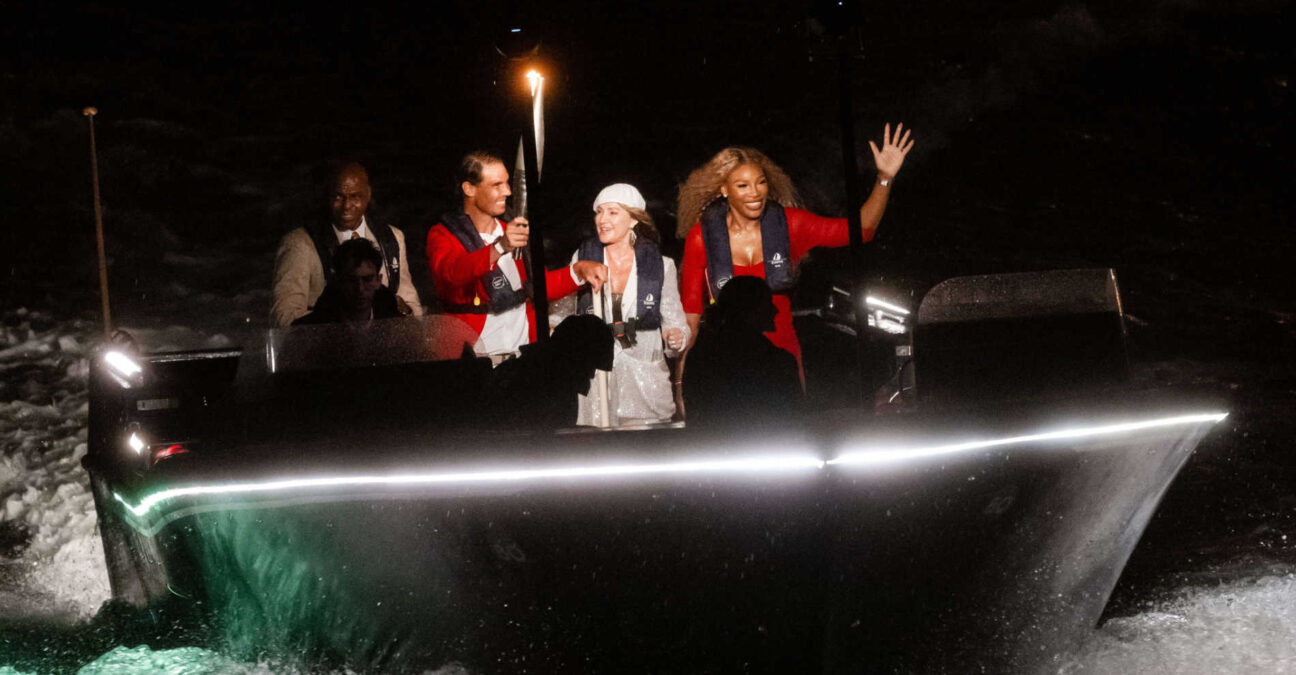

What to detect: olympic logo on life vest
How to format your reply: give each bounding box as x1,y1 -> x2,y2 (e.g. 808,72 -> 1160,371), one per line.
491,276 -> 509,290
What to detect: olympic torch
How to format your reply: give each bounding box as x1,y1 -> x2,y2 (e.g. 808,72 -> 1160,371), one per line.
517,68 -> 550,341
527,69 -> 545,178
512,69 -> 545,235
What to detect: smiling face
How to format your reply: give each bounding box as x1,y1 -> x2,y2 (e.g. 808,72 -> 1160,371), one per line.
721,163 -> 769,221
594,202 -> 636,246
462,161 -> 511,219
329,167 -> 372,232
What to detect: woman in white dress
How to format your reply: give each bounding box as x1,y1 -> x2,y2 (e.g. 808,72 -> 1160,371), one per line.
554,184 -> 689,426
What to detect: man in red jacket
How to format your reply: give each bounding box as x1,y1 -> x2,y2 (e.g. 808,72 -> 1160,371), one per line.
427,151 -> 607,364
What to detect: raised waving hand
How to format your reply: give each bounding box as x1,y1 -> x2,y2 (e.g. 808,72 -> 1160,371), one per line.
869,123 -> 915,180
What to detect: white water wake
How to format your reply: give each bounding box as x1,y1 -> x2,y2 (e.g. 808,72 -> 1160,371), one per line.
0,312 -> 109,622
1059,574 -> 1296,674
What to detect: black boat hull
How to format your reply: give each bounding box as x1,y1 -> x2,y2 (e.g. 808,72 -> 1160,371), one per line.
90,394 -> 1222,673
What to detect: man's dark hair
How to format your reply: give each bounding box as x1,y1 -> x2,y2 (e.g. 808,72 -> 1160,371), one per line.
333,238 -> 383,275
457,151 -> 504,190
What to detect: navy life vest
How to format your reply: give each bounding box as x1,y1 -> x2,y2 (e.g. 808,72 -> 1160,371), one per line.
700,200 -> 794,300
575,237 -> 664,330
307,217 -> 402,294
438,210 -> 530,314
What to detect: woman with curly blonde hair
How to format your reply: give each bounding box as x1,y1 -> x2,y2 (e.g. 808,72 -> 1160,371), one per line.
677,124 -> 915,375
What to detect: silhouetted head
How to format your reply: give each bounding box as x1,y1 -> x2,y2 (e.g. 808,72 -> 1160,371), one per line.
551,314 -> 614,378
713,277 -> 777,334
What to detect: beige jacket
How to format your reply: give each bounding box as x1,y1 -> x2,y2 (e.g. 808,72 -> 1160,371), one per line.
270,223 -> 423,327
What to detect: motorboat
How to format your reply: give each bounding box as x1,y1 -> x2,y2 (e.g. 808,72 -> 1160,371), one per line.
84,269 -> 1226,673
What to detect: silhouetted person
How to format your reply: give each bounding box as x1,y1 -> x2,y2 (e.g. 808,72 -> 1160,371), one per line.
683,277 -> 803,428
489,315 -> 614,429
293,239 -> 402,326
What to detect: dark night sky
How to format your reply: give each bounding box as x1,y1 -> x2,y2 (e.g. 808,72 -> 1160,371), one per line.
1,7 -> 1292,668
2,1 -> 1292,368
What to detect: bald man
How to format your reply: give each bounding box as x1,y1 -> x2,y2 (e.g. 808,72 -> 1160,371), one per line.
271,162 -> 423,327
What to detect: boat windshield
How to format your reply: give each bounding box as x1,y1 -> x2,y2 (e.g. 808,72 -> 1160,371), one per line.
222,315 -> 690,437
237,314 -> 481,381
219,315 -> 507,441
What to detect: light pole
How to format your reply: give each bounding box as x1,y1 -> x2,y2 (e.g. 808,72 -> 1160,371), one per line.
83,106 -> 113,336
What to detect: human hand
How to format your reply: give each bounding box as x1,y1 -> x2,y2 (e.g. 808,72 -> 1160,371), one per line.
663,327 -> 684,351
503,217 -> 530,251
572,261 -> 609,292
869,123 -> 915,180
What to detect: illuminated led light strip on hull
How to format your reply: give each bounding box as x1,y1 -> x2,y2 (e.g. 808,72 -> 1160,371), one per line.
115,454 -> 827,518
113,412 -> 1227,520
829,412 -> 1228,467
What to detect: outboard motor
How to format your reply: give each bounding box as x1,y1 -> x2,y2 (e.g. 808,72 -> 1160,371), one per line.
912,268 -> 1129,406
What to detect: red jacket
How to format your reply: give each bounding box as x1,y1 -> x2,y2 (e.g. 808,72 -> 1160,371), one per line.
426,220 -> 580,344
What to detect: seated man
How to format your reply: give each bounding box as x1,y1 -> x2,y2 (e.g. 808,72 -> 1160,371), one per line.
272,161 -> 422,327
279,239 -> 434,373
293,239 -> 401,326
682,277 -> 803,428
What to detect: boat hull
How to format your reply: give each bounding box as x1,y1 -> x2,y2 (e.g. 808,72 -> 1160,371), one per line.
89,394 -> 1222,673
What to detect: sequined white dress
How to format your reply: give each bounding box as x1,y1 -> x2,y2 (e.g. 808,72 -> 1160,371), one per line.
552,254 -> 689,426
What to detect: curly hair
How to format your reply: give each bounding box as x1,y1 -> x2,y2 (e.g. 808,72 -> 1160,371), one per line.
675,147 -> 802,238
